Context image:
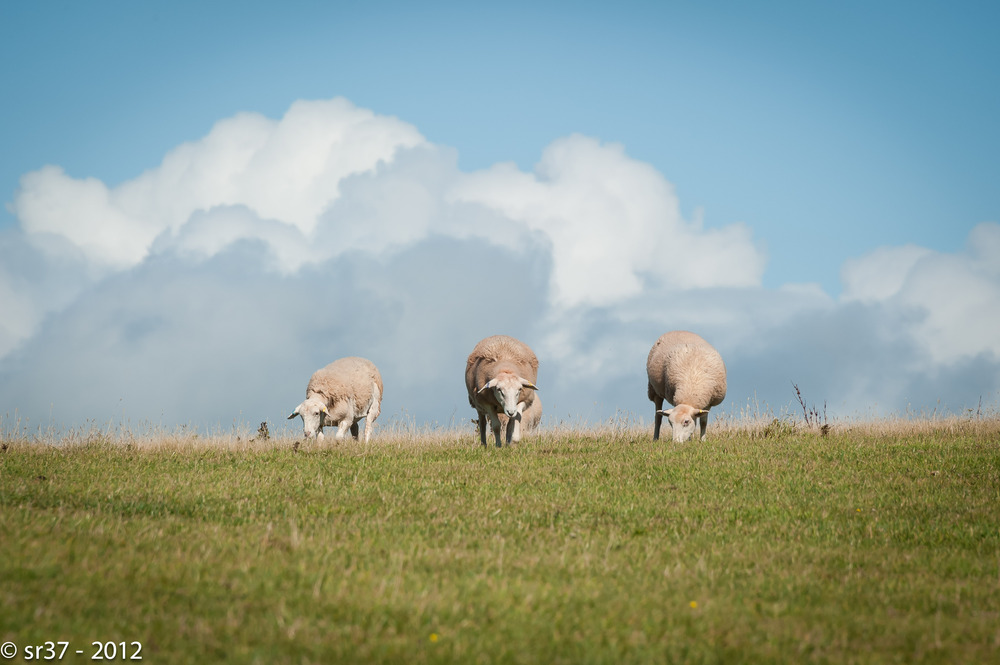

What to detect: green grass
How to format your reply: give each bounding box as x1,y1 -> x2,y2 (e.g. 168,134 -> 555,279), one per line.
1,420 -> 999,664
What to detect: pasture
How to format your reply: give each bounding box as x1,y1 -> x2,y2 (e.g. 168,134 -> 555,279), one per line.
1,417 -> 999,664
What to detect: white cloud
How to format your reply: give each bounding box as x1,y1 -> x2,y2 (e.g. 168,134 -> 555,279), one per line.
10,104 -> 764,312
450,135 -> 766,308
13,166 -> 159,269
11,98 -> 426,270
0,271 -> 35,357
0,230 -> 98,359
840,244 -> 932,302
840,222 -> 1000,364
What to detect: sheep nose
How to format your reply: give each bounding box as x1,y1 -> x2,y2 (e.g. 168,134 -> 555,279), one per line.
505,408 -> 516,417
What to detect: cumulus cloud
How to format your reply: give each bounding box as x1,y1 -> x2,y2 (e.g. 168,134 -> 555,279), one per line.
11,98 -> 426,269
841,222 -> 1000,364
841,244 -> 932,303
1,97 -> 997,432
450,136 -> 766,308
0,229 -> 98,359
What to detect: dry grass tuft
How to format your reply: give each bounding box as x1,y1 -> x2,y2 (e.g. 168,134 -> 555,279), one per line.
5,406 -> 1000,452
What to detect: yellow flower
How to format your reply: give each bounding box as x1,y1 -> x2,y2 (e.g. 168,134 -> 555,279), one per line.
429,633 -> 439,643
689,601 -> 698,609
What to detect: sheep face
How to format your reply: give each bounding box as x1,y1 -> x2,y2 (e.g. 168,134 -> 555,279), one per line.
287,397 -> 329,440
658,405 -> 707,443
479,371 -> 537,418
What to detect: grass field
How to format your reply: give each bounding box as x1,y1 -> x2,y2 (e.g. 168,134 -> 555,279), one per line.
2,417 -> 999,664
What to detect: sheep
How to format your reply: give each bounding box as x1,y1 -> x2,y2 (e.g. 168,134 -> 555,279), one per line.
288,356 -> 383,443
466,335 -> 539,446
646,331 -> 727,442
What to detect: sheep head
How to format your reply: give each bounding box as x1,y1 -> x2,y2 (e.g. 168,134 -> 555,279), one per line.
287,397 -> 329,440
657,405 -> 708,443
479,370 -> 538,418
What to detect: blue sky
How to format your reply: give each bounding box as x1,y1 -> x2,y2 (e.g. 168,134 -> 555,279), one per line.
5,1 -> 997,291
1,1 -> 998,433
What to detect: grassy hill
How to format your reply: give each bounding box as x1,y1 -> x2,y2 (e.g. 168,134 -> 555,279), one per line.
2,418 -> 998,663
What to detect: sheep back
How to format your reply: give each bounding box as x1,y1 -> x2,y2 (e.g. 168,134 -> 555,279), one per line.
306,356 -> 383,416
646,331 -> 726,409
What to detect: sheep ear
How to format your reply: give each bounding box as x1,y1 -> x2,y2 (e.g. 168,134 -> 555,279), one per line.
321,405 -> 329,415
520,378 -> 538,391
287,408 -> 300,420
696,409 -> 709,416
657,409 -> 673,417
478,378 -> 498,394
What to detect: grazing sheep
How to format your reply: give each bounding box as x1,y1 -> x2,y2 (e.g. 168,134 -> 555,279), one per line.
466,335 -> 539,446
646,331 -> 727,442
288,356 -> 383,443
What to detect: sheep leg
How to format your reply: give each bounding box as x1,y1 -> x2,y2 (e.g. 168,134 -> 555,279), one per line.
486,409 -> 503,448
699,412 -> 708,441
477,411 -> 488,446
350,423 -> 360,440
364,386 -> 381,443
652,394 -> 664,441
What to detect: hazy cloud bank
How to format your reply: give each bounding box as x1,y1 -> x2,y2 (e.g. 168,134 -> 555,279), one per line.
2,98 -> 997,432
